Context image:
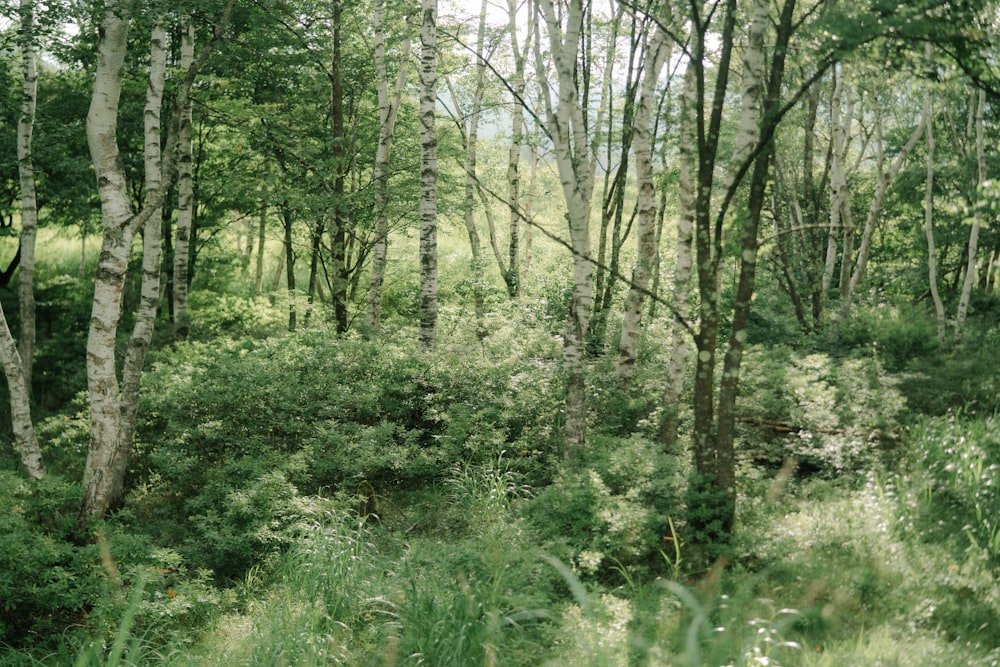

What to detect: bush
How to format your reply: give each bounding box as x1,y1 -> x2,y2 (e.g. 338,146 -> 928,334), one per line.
124,325 -> 563,581
525,434 -> 685,579
737,346 -> 907,477
0,472 -> 107,650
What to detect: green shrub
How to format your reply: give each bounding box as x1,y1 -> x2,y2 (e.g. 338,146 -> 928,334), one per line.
125,326 -> 562,581
0,472 -> 107,650
737,346 -> 907,477
525,434 -> 684,578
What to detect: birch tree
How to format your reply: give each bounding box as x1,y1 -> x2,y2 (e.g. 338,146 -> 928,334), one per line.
0,0 -> 45,480
80,1 -> 234,522
923,44 -> 946,339
955,88 -> 986,342
17,0 -> 37,386
839,98 -> 924,318
173,16 -> 194,340
534,0 -> 595,454
617,13 -> 672,386
365,3 -> 414,332
444,0 -> 491,339
418,0 -> 438,351
501,0 -> 531,297
657,63 -> 696,450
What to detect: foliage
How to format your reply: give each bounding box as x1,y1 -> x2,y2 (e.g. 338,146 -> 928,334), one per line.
117,324 -> 562,582
737,345 -> 908,477
904,413 -> 1000,561
525,433 -> 685,579
0,472 -> 105,651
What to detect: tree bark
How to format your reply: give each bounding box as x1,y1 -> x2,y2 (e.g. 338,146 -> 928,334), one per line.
0,0 -> 45,480
173,17 -> 195,340
365,5 -> 413,332
955,88 -> 985,342
283,203 -> 296,331
81,3 -> 137,521
658,63 -> 696,451
116,21 -> 167,495
535,0 -> 595,455
254,176 -> 268,296
840,104 -> 923,317
923,44 -> 946,339
329,0 -> 349,333
502,0 -> 531,297
617,18 -> 671,386
418,0 -> 439,352
715,0 -> 795,532
17,0 -> 37,386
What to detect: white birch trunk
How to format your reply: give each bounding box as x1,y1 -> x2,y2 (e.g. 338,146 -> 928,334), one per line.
456,0 -> 489,337
82,2 -> 138,520
116,22 -> 167,490
659,62 -> 697,448
822,67 -> 845,294
836,80 -> 856,300
365,3 -> 413,331
17,0 -> 37,385
955,88 -> 985,342
173,17 -> 195,339
80,0 -> 235,520
536,0 -> 594,454
923,45 -> 945,339
724,0 -> 768,190
254,175 -> 268,296
418,0 -> 438,352
617,22 -> 671,386
2,0 -> 44,479
502,0 -> 530,297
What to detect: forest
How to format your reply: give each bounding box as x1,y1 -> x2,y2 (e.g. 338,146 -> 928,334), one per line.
1,0 -> 1000,664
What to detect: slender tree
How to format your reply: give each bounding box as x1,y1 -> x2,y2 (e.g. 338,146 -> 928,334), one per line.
0,0 -> 45,480
955,88 -> 986,342
446,0 -> 490,339
923,44 -> 946,339
617,12 -> 672,387
534,0 -> 595,454
17,0 -> 37,385
418,0 -> 438,351
365,4 -> 414,332
80,1 -> 235,522
173,16 -> 195,340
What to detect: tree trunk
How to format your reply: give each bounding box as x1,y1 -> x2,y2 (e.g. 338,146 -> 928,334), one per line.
418,0 -> 438,352
304,219 -> 323,327
923,44 -> 946,339
283,203 -> 296,332
80,4 -> 137,522
116,21 -> 167,496
589,4 -> 630,356
658,44 -> 697,451
173,17 -> 195,340
254,191 -> 267,296
0,0 -> 45,480
955,88 -> 985,342
841,104 -> 923,317
536,0 -> 595,455
17,0 -> 37,386
451,0 -> 489,339
329,0 -> 349,333
365,4 -> 413,333
617,19 -> 671,386
502,0 -> 530,297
